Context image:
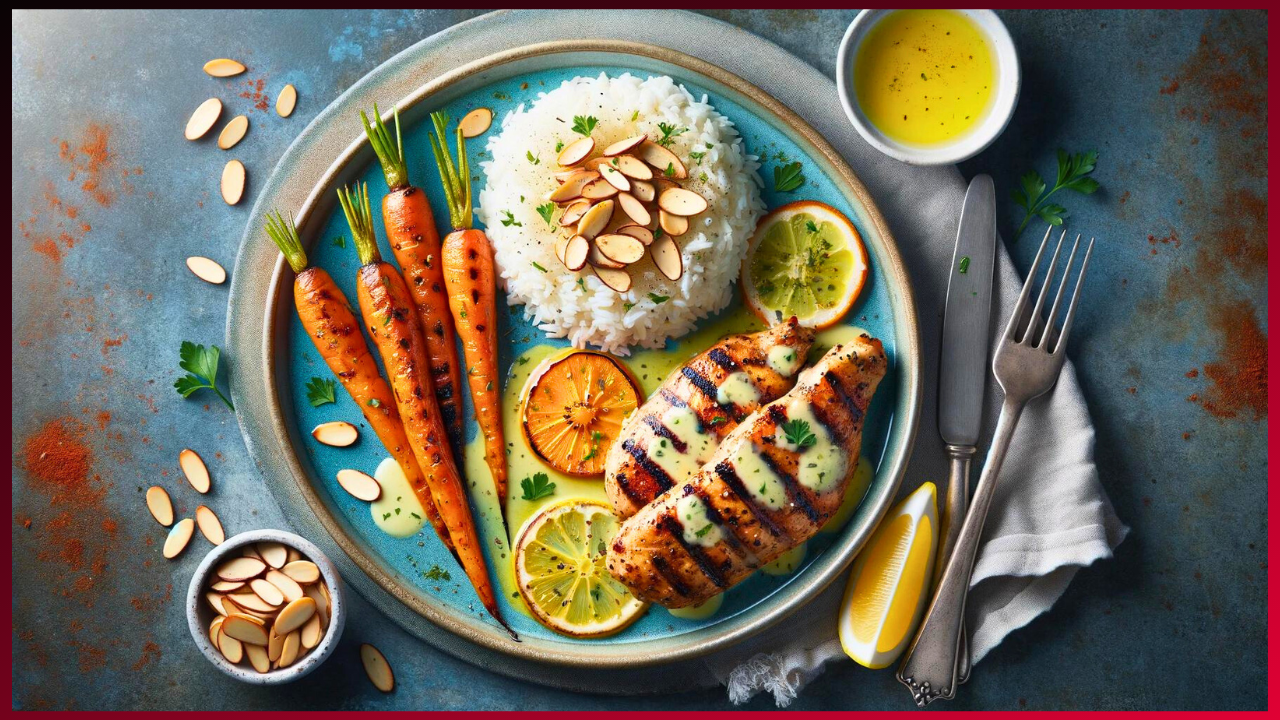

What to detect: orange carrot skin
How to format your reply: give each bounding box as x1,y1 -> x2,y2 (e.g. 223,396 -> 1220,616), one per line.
355,260 -> 502,621
442,229 -> 508,508
292,267 -> 454,555
382,186 -> 465,451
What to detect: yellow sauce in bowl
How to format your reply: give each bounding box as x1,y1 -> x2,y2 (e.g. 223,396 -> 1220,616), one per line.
853,9 -> 996,146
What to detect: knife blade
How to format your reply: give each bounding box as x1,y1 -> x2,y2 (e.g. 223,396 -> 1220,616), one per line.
938,175 -> 997,447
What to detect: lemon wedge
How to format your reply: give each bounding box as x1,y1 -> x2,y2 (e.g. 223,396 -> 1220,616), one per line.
514,499 -> 647,638
838,481 -> 938,669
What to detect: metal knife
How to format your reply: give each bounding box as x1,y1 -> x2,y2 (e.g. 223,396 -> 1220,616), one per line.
934,174 -> 998,683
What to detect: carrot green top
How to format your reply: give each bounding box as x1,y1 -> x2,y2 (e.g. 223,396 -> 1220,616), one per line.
427,111 -> 472,231
264,210 -> 308,274
337,182 -> 381,266
361,104 -> 409,191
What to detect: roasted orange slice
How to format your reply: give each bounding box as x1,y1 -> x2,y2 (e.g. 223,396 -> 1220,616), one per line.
521,350 -> 642,477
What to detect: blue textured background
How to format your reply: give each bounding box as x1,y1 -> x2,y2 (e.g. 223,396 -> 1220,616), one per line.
11,9 -> 1267,710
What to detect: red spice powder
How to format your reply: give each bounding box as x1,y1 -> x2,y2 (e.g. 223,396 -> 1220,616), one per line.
58,124 -> 116,207
239,77 -> 271,112
131,641 -> 162,671
1200,301 -> 1267,419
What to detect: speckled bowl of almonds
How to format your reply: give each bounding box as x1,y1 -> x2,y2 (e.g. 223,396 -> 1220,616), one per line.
186,529 -> 346,684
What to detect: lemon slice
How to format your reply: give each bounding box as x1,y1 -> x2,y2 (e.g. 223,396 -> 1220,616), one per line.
742,200 -> 869,329
838,482 -> 938,669
514,499 -> 647,638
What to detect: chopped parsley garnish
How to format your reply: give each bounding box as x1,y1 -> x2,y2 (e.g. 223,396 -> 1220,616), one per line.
773,161 -> 805,192
571,115 -> 598,136
959,256 -> 970,274
305,377 -> 337,407
367,398 -> 382,408
653,227 -> 664,240
663,163 -> 676,178
623,302 -> 635,311
630,110 -> 639,121
656,122 -> 688,146
531,261 -> 548,273
332,236 -> 346,248
520,472 -> 556,501
576,277 -> 586,291
536,201 -> 556,227
709,416 -> 726,427
554,139 -> 564,153
689,151 -> 706,165
806,220 -> 819,234
500,210 -> 522,227
526,150 -> 540,165
694,524 -> 714,538
647,293 -> 669,304
424,565 -> 451,581
782,419 -> 817,448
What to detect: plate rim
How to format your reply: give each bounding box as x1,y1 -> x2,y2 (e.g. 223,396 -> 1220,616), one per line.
232,38 -> 920,670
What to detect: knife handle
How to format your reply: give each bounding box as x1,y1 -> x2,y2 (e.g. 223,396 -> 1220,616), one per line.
938,446 -> 975,685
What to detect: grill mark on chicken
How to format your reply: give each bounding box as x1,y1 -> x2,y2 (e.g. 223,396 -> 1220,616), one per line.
613,471 -> 646,508
758,449 -> 820,524
823,369 -> 863,424
658,388 -> 688,409
650,555 -> 692,598
694,487 -> 756,565
680,366 -> 721,404
714,461 -> 787,542
621,438 -> 674,492
707,347 -> 738,372
657,514 -> 727,589
642,414 -> 687,453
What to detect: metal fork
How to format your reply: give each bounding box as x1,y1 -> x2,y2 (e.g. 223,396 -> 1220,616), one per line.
897,227 -> 1094,707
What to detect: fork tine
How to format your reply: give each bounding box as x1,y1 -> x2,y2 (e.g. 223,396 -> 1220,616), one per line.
1026,229 -> 1068,345
1038,234 -> 1081,349
1052,237 -> 1094,354
1003,226 -> 1054,341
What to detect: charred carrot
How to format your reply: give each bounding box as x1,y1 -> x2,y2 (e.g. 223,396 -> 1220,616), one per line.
262,210 -> 455,560
361,105 -> 465,452
337,183 -> 514,639
428,111 -> 508,520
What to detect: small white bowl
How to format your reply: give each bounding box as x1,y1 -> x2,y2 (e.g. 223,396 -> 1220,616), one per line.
186,529 -> 346,685
836,9 -> 1020,166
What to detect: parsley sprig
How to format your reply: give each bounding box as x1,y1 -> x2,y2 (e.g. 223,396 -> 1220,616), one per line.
773,161 -> 805,192
571,115 -> 598,136
656,122 -> 688,147
173,341 -> 234,410
1012,150 -> 1100,241
305,377 -> 337,407
781,419 -> 817,449
520,472 -> 556,501
535,201 -> 557,227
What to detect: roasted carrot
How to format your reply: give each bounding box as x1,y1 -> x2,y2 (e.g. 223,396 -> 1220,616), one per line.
428,111 -> 508,519
337,183 -> 514,639
262,210 -> 455,560
361,105 -> 465,452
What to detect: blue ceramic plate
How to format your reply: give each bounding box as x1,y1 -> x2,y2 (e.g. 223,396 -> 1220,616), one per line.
232,40 -> 919,671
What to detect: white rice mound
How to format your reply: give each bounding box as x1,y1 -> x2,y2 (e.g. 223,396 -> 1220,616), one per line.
477,73 -> 765,354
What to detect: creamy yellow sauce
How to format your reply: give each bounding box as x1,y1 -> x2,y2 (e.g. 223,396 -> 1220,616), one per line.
370,458 -> 430,538
820,456 -> 874,534
853,9 -> 996,146
767,344 -> 804,377
775,399 -> 848,494
760,543 -> 808,576
642,405 -> 717,482
674,493 -> 725,548
715,371 -> 761,406
668,593 -> 724,620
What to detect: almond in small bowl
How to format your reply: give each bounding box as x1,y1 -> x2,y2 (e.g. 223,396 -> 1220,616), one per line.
186,529 -> 344,685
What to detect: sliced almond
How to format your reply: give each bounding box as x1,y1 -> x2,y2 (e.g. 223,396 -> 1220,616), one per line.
242,544 -> 263,561
562,235 -> 589,271
651,176 -> 680,196
203,58 -> 246,77
195,505 -> 225,545
209,616 -> 225,646
266,569 -> 304,602
300,613 -> 323,649
286,547 -> 302,564
216,556 -> 267,582
600,165 -> 630,192
576,199 -> 614,239
548,170 -> 598,203
630,179 -> 656,203
222,614 -> 269,645
210,579 -> 244,592
592,266 -> 632,292
553,234 -> 570,265
224,592 -> 276,616
603,134 -> 647,157
617,224 -> 655,246
163,518 -> 195,559
275,83 -> 298,118
267,625 -> 285,662
651,234 -> 685,281
249,578 -> 285,607
657,187 -> 708,216
179,448 -> 211,494
557,137 -> 595,167
637,141 -> 687,179
278,630 -> 301,668
616,193 -> 652,226
246,643 -> 270,673
185,98 -> 223,140
186,256 -> 227,285
595,234 -> 646,265
145,486 -> 174,527
587,242 -> 625,270
360,644 -> 395,693
218,631 -> 244,663
258,541 -> 288,569
220,159 -> 245,205
336,468 -> 381,502
304,584 -> 329,628
275,596 -> 317,635
206,592 -> 229,616
458,107 -> 493,138
282,560 -> 321,584
614,155 -> 654,181
311,421 -> 358,447
579,177 -> 619,201
659,209 -> 690,237
217,115 -> 249,150
582,156 -> 612,173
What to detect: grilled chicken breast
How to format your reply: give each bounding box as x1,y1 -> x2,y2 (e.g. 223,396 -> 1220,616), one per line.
604,319 -> 815,519
606,334 -> 886,608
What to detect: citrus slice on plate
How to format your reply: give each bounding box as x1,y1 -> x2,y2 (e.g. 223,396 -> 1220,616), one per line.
514,499 -> 647,637
742,200 -> 869,329
838,481 -> 938,669
521,350 -> 642,477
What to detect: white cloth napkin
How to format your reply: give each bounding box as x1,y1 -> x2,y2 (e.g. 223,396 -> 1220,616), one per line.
706,167 -> 1130,705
